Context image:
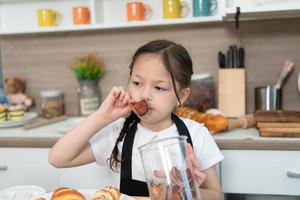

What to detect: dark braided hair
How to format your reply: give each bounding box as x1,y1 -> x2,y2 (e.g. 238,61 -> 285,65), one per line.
107,40 -> 193,171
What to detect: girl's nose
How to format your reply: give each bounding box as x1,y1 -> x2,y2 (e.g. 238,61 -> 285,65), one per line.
141,87 -> 152,101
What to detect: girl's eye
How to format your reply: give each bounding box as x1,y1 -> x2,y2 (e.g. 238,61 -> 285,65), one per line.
155,86 -> 167,91
132,81 -> 141,86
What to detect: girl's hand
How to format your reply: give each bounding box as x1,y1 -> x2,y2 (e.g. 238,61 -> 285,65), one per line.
187,143 -> 207,187
97,86 -> 131,124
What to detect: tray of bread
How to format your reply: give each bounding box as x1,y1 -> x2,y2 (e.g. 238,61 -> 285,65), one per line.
31,187 -> 136,200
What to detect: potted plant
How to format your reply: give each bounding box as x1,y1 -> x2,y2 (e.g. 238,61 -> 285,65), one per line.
72,54 -> 104,81
71,54 -> 105,115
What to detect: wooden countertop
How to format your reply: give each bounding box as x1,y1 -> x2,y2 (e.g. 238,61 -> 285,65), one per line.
1,118 -> 300,150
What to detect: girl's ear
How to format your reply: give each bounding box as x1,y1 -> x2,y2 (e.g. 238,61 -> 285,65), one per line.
179,88 -> 191,105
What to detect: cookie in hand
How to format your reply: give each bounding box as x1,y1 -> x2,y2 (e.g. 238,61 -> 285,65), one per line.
130,99 -> 148,116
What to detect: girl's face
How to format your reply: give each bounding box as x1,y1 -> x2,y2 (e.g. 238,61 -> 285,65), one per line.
128,53 -> 189,130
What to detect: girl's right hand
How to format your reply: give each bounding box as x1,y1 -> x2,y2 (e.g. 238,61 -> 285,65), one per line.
96,86 -> 131,124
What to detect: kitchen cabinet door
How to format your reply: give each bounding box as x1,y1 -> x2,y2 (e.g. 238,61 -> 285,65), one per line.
0,148 -> 58,192
58,163 -> 119,189
221,150 -> 300,196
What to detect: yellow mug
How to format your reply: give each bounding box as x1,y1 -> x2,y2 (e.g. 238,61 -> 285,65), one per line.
163,0 -> 189,19
38,9 -> 62,27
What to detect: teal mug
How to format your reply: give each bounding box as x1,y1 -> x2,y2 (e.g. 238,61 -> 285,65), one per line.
193,0 -> 217,17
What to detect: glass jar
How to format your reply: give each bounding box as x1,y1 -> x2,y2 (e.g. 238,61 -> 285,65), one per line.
40,90 -> 64,118
185,73 -> 215,112
77,79 -> 101,116
138,136 -> 201,200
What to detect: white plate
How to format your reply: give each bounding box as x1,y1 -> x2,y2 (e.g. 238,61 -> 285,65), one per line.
31,189 -> 135,200
0,112 -> 38,128
0,185 -> 46,200
56,117 -> 85,133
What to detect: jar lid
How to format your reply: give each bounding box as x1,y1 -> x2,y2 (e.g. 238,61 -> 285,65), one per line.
191,73 -> 212,80
40,90 -> 62,98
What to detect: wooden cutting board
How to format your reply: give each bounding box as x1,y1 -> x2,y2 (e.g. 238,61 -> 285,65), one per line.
254,110 -> 300,123
260,131 -> 300,137
257,122 -> 300,128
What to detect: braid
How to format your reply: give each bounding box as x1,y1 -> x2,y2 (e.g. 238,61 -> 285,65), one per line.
107,112 -> 140,171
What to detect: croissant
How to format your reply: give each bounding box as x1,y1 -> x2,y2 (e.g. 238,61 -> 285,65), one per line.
50,187 -> 85,200
176,106 -> 228,133
92,186 -> 120,200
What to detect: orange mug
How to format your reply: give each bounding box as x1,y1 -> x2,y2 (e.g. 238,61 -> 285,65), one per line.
127,2 -> 152,21
73,6 -> 90,25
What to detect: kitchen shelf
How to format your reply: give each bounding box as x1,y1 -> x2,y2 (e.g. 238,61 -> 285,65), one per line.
0,0 -> 225,36
225,0 -> 300,21
0,16 -> 223,35
1,0 -> 300,35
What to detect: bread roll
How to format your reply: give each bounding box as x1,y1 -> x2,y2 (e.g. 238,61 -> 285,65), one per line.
176,106 -> 228,133
92,186 -> 120,200
50,187 -> 85,200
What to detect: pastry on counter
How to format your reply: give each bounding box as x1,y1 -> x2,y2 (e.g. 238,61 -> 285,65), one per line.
92,186 -> 121,200
0,104 -> 6,122
50,187 -> 85,200
176,106 -> 228,133
7,104 -> 25,121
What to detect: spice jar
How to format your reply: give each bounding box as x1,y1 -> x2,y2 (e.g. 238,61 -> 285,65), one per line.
40,90 -> 64,118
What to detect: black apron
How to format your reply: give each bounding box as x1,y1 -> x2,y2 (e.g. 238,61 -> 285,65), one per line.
120,114 -> 194,196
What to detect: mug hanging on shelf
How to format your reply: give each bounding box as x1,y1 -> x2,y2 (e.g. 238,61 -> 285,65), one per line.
126,2 -> 153,21
37,9 -> 62,27
72,6 -> 90,25
193,0 -> 218,17
163,0 -> 189,19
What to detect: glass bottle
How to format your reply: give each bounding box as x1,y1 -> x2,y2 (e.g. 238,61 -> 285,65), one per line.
77,79 -> 101,116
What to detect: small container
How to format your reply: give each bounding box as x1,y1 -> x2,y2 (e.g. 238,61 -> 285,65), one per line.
138,136 -> 201,200
255,85 -> 282,111
185,73 -> 215,112
40,90 -> 64,118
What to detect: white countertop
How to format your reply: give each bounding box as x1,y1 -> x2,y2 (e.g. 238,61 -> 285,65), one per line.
0,117 -> 300,150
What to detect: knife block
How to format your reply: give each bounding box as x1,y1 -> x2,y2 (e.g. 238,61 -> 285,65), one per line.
218,69 -> 246,118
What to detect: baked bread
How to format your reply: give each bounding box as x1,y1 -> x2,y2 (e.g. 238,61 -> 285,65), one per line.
204,113 -> 228,133
176,106 -> 228,133
130,99 -> 148,116
50,187 -> 85,200
92,186 -> 120,200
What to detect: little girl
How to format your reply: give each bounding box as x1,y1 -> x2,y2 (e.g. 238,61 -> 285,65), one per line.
49,40 -> 224,199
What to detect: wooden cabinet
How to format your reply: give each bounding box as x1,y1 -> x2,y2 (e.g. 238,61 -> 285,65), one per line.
0,148 -> 58,191
221,150 -> 300,196
0,0 -> 225,35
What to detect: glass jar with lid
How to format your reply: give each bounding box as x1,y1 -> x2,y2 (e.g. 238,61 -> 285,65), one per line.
40,90 -> 64,118
185,73 -> 215,112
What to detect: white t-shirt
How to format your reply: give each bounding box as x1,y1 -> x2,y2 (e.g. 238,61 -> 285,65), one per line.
89,117 -> 223,182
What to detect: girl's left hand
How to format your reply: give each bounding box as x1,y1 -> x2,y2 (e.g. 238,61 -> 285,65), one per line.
187,143 -> 207,187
